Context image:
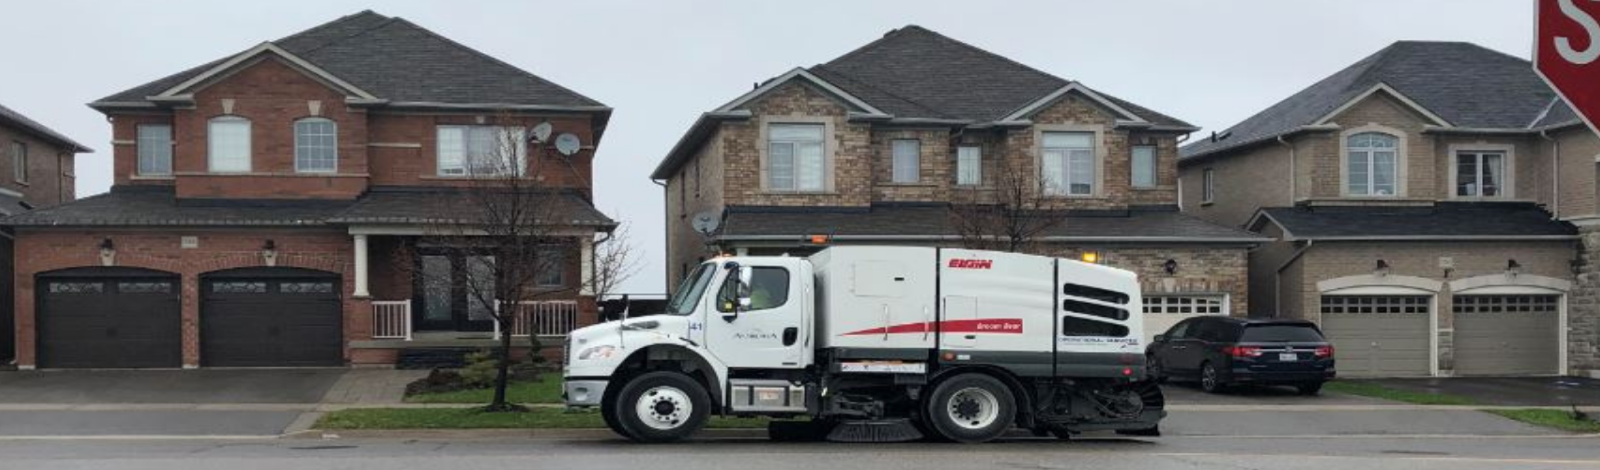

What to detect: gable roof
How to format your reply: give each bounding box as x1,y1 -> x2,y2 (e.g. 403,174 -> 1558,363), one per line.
91,10 -> 606,112
1182,41 -> 1560,161
0,102 -> 91,153
652,25 -> 1193,179
1247,202 -> 1576,241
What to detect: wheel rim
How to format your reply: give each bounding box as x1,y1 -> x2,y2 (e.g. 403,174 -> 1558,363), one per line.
947,387 -> 1001,430
634,385 -> 693,430
1201,365 -> 1217,390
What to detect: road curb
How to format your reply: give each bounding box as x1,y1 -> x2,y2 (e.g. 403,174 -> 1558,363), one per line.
0,403 -> 1591,412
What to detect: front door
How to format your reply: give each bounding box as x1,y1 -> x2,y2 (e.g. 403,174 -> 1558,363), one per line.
702,262 -> 808,369
414,253 -> 497,332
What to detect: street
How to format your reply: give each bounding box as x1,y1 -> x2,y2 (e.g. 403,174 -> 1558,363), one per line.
2,433 -> 1597,470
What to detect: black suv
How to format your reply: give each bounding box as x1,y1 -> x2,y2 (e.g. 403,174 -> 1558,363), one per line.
1146,317 -> 1335,395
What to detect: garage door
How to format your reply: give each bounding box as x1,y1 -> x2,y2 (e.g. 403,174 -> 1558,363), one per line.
37,268 -> 181,368
1142,295 -> 1226,345
1319,295 -> 1431,377
201,268 -> 342,367
1453,295 -> 1560,376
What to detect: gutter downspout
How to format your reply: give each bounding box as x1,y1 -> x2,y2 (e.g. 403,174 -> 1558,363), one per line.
1541,129 -> 1560,220
652,178 -> 668,292
1274,239 -> 1314,317
1277,135 -> 1296,205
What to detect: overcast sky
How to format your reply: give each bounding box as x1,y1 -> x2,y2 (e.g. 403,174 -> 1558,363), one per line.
0,0 -> 1534,294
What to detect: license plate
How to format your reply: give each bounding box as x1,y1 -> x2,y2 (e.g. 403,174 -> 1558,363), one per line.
1278,352 -> 1299,361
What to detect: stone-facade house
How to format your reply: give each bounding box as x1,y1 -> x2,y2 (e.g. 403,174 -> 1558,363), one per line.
653,26 -> 1263,342
6,11 -> 615,369
1179,41 -> 1597,378
0,103 -> 91,364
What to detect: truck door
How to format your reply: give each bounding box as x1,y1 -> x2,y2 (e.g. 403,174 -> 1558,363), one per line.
703,261 -> 809,369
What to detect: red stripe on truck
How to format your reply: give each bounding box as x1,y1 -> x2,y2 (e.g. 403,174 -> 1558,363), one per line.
840,318 -> 1023,336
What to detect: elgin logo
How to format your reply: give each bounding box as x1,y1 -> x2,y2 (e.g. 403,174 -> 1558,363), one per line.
948,258 -> 993,269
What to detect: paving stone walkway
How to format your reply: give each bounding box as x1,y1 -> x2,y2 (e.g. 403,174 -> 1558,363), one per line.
319,369 -> 429,404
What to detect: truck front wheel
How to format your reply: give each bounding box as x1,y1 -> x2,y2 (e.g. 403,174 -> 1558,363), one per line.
614,371 -> 711,443
924,373 -> 1016,443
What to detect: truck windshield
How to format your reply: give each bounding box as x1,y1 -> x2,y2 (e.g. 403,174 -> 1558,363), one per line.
665,263 -> 716,315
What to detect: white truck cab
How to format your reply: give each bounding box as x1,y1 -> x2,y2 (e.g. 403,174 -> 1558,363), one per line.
565,246 -> 1162,443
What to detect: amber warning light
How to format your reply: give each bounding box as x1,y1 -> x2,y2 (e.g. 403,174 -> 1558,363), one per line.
808,234 -> 830,245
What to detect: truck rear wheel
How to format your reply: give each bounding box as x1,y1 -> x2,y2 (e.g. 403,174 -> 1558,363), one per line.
924,373 -> 1016,443
614,371 -> 710,443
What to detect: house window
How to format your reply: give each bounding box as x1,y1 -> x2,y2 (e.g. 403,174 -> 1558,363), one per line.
693,157 -> 701,198
294,118 -> 338,173
207,116 -> 252,173
10,141 -> 26,184
767,123 -> 825,192
436,125 -> 527,176
1455,150 -> 1505,198
891,139 -> 920,183
1131,145 -> 1157,188
538,248 -> 566,287
956,146 -> 982,186
1041,132 -> 1095,196
1202,168 -> 1215,203
136,125 -> 172,176
1346,132 -> 1398,196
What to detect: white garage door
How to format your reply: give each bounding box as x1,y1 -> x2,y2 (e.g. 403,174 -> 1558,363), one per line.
1453,295 -> 1561,376
1142,295 -> 1227,345
1320,295 -> 1432,377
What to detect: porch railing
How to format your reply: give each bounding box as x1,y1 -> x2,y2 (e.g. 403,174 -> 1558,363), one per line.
494,300 -> 581,339
372,300 -> 413,340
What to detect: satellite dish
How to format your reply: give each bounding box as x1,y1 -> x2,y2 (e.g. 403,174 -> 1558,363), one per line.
554,133 -> 582,156
531,122 -> 553,143
690,211 -> 721,235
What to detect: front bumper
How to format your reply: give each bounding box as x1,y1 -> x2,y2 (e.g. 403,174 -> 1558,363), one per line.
564,379 -> 609,407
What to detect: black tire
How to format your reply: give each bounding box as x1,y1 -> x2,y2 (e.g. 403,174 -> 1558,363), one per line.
1199,362 -> 1226,394
1296,381 -> 1323,396
923,373 -> 1017,444
1048,427 -> 1074,440
613,371 -> 711,443
600,392 -> 632,440
1146,354 -> 1168,384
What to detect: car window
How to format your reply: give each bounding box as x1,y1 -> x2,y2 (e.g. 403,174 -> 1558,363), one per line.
717,267 -> 790,312
1166,320 -> 1191,339
1194,320 -> 1229,342
1241,324 -> 1325,342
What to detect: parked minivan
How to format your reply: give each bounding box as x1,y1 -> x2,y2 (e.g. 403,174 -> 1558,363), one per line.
1146,317 -> 1336,395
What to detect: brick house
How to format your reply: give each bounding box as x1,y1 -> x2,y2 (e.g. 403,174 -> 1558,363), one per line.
0,103 -> 91,363
5,10 -> 615,369
1179,41 -> 1598,378
653,26 -> 1263,341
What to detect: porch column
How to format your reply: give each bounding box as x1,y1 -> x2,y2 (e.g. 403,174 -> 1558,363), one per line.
580,237 -> 594,296
353,234 -> 371,298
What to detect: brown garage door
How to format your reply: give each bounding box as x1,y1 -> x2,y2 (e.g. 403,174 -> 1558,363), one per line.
1319,295 -> 1432,377
37,268 -> 181,368
1453,295 -> 1560,376
201,268 -> 343,367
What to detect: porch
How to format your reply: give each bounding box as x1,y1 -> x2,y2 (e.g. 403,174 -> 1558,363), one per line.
354,299 -> 584,347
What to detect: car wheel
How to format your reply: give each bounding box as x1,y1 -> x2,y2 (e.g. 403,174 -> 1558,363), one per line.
614,371 -> 711,443
1199,362 -> 1225,394
924,373 -> 1017,443
1296,381 -> 1323,396
1146,354 -> 1168,384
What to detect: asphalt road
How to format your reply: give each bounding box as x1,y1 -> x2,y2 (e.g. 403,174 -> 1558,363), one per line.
2,434 -> 1597,470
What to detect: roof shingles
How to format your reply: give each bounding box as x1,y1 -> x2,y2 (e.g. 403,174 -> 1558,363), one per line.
1255,203 -> 1575,240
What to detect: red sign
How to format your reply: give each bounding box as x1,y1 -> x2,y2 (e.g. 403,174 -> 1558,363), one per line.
1536,0 -> 1600,135
947,259 -> 993,269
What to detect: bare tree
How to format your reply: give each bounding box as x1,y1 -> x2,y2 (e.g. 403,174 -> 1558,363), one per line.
590,220 -> 642,302
947,155 -> 1066,253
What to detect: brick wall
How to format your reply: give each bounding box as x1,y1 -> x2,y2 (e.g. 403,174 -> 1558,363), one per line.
1043,244 -> 1250,314
0,124 -> 76,207
1552,126 -> 1600,219
1320,93 -> 1437,199
1180,142 -> 1291,228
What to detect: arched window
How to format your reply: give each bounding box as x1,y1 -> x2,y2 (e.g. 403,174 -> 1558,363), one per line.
207,116 -> 252,173
294,118 -> 337,173
1346,132 -> 1397,196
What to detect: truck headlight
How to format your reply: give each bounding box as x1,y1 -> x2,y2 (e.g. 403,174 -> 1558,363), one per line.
577,345 -> 617,361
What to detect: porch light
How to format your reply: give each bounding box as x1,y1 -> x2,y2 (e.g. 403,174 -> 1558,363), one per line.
1507,259 -> 1521,276
1163,259 -> 1178,275
1374,259 -> 1390,276
98,238 -> 116,267
1080,251 -> 1100,264
262,239 -> 279,267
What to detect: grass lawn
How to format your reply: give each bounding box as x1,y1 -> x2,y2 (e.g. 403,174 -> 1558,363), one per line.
405,379 -> 563,404
1321,381 -> 1477,406
1487,409 -> 1600,433
317,407 -> 777,430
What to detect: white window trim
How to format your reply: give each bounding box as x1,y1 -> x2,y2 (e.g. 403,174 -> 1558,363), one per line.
10,141 -> 27,184
293,117 -> 339,174
1338,124 -> 1407,198
890,138 -> 921,184
1034,124 -> 1105,198
207,116 -> 252,173
758,116 -> 835,193
1447,143 -> 1515,200
1131,145 -> 1158,189
1201,168 -> 1215,204
956,145 -> 983,186
136,124 -> 173,176
434,125 -> 527,177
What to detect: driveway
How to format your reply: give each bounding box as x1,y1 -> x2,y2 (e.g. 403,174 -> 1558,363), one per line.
0,369 -> 345,404
1354,376 -> 1600,407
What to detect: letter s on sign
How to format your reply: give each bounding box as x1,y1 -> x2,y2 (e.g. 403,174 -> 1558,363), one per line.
1558,0 -> 1600,65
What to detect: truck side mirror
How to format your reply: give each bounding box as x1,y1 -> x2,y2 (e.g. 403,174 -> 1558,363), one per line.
720,265 -> 754,323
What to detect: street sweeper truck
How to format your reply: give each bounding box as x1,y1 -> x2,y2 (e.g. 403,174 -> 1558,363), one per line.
563,246 -> 1163,443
